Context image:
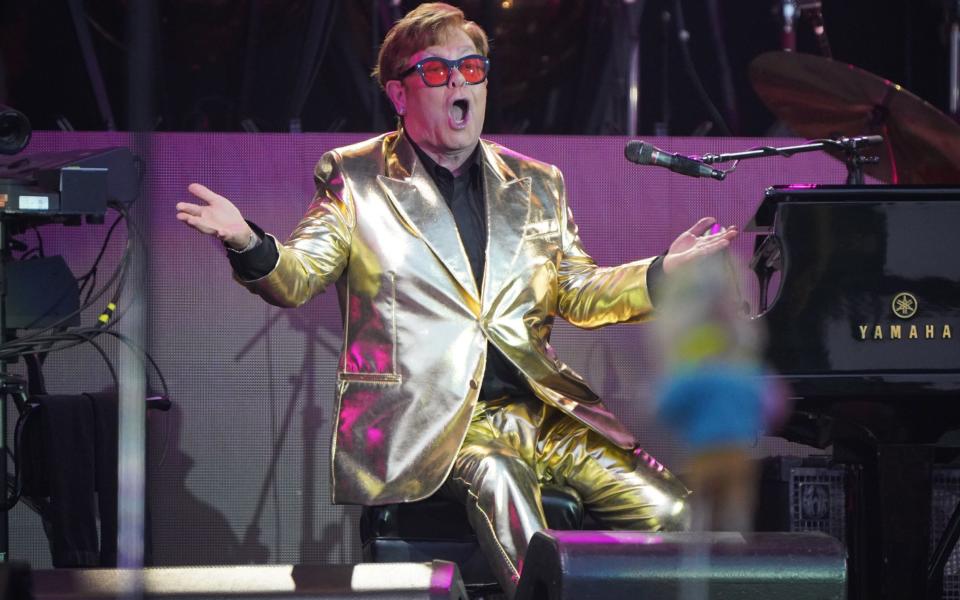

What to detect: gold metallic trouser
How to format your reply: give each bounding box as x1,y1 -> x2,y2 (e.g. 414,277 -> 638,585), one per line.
440,396 -> 691,599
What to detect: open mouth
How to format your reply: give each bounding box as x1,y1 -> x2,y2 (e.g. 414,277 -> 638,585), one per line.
449,99 -> 469,129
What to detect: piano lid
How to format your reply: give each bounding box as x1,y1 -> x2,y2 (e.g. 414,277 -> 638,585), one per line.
746,184 -> 960,233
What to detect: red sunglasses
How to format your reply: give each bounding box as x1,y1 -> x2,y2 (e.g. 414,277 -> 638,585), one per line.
399,55 -> 490,87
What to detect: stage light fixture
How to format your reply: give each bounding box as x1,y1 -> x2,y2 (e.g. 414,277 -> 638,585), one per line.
0,105 -> 31,155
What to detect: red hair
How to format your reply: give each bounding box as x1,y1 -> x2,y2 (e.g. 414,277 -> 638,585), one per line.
373,3 -> 489,90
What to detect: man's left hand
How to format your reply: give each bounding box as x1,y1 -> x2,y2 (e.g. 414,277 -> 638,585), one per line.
662,217 -> 738,274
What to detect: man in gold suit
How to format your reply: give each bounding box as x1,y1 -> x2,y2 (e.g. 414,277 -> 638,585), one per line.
176,3 -> 736,597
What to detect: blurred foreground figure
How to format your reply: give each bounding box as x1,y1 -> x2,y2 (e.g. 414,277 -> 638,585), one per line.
655,249 -> 786,532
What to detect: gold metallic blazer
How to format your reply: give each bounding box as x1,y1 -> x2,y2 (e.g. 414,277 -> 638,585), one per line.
241,131 -> 658,505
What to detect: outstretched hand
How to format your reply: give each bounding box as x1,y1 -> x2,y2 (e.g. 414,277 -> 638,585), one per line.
662,217 -> 738,274
176,183 -> 254,250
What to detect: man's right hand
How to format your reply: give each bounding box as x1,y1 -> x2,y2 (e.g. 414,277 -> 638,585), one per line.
662,217 -> 737,275
176,183 -> 256,250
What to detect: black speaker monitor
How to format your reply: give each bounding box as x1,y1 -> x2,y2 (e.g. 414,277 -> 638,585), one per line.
515,530 -> 846,600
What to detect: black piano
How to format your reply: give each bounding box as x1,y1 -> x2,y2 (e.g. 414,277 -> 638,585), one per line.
750,185 -> 960,600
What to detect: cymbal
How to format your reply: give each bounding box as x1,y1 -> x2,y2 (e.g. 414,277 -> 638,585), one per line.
749,51 -> 960,184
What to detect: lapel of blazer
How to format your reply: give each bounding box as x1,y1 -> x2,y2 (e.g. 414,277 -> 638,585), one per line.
479,140 -> 532,312
377,133 -> 481,308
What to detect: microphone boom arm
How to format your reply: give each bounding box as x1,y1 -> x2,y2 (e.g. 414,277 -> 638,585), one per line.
698,135 -> 884,184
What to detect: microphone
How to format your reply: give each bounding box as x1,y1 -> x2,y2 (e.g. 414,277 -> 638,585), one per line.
624,141 -> 726,180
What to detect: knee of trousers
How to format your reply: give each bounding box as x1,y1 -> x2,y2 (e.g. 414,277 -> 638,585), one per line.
461,447 -> 539,500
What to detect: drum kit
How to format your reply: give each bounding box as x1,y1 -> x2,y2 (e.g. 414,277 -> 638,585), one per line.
748,50 -> 960,184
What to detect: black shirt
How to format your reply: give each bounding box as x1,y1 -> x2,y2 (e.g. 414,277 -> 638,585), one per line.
408,140 -> 529,400
413,142 -> 486,290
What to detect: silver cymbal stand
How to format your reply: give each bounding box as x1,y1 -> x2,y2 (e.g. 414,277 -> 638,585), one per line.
948,0 -> 960,117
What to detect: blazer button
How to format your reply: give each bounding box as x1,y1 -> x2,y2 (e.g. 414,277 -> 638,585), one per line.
469,379 -> 479,390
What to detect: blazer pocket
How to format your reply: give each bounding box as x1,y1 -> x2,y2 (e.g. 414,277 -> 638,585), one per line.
522,220 -> 560,238
337,371 -> 402,384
